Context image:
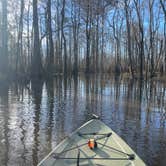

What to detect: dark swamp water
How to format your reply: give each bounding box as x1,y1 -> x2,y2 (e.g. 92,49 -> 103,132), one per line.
0,75 -> 165,166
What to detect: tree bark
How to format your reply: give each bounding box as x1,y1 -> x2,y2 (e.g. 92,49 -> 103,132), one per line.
85,2 -> 91,74
16,0 -> 24,74
27,0 -> 31,70
134,0 -> 144,79
95,13 -> 99,73
46,0 -> 54,73
31,0 -> 42,77
160,0 -> 166,74
72,0 -> 80,75
0,0 -> 8,75
124,0 -> 134,78
61,0 -> 67,75
149,0 -> 155,77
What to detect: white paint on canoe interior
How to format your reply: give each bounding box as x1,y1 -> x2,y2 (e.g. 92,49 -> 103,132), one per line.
37,120 -> 93,166
112,136 -> 135,166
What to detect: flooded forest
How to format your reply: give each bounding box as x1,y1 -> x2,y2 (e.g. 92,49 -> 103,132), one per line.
0,0 -> 166,77
0,0 -> 166,166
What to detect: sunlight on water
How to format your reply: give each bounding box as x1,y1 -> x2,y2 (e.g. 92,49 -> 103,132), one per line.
0,75 -> 165,166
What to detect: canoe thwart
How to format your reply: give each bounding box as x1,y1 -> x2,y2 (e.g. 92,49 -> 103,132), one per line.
78,132 -> 112,137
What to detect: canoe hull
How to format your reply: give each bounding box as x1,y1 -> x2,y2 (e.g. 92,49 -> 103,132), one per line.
38,119 -> 146,166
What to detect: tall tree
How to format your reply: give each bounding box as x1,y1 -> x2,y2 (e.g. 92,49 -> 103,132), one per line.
85,0 -> 92,74
109,9 -> 122,74
124,0 -> 134,78
95,5 -> 99,73
16,0 -> 24,73
71,0 -> 80,75
149,0 -> 155,77
160,0 -> 166,74
100,9 -> 105,73
56,0 -> 62,73
61,0 -> 67,75
134,0 -> 144,79
46,0 -> 54,73
31,0 -> 42,77
26,0 -> 31,69
0,0 -> 8,76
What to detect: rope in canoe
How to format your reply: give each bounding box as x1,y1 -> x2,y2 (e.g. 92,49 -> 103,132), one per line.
52,132 -> 135,165
97,142 -> 135,160
53,157 -> 135,160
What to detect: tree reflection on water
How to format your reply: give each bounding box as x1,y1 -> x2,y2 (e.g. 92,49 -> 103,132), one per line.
0,75 -> 165,166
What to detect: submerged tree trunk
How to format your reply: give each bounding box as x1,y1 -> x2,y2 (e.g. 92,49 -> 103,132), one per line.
31,0 -> 42,77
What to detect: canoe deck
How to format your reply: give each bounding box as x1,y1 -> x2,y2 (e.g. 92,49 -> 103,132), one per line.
38,119 -> 146,166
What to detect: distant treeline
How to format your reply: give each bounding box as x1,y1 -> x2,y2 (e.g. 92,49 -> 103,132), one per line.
0,0 -> 165,78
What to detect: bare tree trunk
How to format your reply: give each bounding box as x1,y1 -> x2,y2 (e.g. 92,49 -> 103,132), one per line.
61,0 -> 67,75
27,0 -> 31,70
91,21 -> 95,73
100,13 -> 104,73
71,0 -> 80,75
46,0 -> 54,73
134,0 -> 144,79
56,0 -> 61,73
124,0 -> 134,78
45,10 -> 49,61
96,12 -> 99,73
68,27 -> 72,73
149,0 -> 155,77
85,2 -> 91,74
160,0 -> 166,74
16,0 -> 24,74
111,10 -> 121,74
31,0 -> 42,77
0,0 -> 8,76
